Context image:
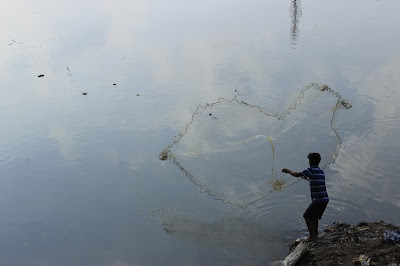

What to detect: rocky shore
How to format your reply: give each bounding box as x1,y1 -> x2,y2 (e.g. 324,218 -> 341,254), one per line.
287,221 -> 400,266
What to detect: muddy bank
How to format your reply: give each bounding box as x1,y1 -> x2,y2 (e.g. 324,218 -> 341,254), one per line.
288,221 -> 400,266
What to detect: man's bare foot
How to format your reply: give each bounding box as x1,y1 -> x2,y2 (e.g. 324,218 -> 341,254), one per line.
303,236 -> 318,242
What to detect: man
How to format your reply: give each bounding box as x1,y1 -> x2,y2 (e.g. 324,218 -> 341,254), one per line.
282,152 -> 329,241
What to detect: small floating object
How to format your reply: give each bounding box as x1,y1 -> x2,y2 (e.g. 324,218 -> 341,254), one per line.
82,92 -> 87,95
136,94 -> 140,96
208,113 -> 217,119
38,74 -> 44,78
113,83 -> 117,86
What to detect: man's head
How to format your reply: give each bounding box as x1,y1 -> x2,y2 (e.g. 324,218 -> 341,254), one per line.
307,152 -> 321,166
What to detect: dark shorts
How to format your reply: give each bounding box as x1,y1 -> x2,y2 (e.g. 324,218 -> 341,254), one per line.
303,202 -> 328,220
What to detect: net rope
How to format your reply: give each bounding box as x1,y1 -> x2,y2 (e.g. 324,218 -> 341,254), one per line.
160,83 -> 351,210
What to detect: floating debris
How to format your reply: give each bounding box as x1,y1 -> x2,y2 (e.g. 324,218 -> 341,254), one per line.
8,36 -> 23,46
113,83 -> 117,86
208,113 -> 217,119
136,94 -> 140,96
66,67 -> 72,76
82,92 -> 87,95
38,74 -> 44,78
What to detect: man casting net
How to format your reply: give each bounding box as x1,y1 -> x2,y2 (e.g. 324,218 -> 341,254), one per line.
160,83 -> 351,209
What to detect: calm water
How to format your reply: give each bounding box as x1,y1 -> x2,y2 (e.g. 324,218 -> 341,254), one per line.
1,0 -> 400,265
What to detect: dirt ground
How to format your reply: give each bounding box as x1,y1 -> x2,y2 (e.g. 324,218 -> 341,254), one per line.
288,221 -> 400,266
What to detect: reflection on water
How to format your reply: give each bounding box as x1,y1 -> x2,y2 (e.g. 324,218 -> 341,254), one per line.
1,0 -> 400,265
149,206 -> 287,264
290,0 -> 302,46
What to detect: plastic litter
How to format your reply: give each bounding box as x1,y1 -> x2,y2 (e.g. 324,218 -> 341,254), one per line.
383,230 -> 400,242
353,254 -> 370,265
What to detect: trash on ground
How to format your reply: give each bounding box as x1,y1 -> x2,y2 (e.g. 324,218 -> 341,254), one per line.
288,221 -> 400,265
353,254 -> 370,265
384,230 -> 400,242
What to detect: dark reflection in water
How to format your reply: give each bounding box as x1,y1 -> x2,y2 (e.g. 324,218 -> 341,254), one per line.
149,207 -> 287,264
290,0 -> 302,45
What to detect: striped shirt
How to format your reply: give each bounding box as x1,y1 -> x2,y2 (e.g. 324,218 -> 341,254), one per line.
301,166 -> 329,203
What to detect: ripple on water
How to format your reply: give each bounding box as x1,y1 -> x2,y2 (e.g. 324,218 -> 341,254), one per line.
245,193 -> 308,228
374,112 -> 400,138
334,105 -> 400,186
0,152 -> 14,169
0,125 -> 91,174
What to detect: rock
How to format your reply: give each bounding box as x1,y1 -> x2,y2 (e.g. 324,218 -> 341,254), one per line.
281,242 -> 309,266
324,234 -> 340,242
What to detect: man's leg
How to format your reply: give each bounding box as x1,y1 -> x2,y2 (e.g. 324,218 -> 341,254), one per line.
303,203 -> 320,241
314,219 -> 319,236
314,202 -> 327,237
305,218 -> 317,241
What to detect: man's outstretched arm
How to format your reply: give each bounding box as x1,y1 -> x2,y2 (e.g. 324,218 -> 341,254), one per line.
282,168 -> 308,179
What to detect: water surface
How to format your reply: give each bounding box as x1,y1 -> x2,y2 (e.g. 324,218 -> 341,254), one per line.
1,0 -> 400,265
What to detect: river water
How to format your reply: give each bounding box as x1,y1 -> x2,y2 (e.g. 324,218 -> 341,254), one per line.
1,0 -> 399,265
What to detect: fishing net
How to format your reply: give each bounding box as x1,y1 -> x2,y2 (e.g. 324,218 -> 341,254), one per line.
160,83 -> 351,209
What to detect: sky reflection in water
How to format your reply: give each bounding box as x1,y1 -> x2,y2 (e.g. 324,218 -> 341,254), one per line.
0,0 -> 400,265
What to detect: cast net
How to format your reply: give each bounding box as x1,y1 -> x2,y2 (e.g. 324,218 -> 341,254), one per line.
160,83 -> 351,209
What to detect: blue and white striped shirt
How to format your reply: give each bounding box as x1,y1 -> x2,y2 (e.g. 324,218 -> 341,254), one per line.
301,166 -> 329,203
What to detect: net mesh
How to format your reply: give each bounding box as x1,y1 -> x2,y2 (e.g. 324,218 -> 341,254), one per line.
160,83 -> 351,209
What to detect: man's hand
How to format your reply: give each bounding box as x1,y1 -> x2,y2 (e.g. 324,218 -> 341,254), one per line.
282,168 -> 291,173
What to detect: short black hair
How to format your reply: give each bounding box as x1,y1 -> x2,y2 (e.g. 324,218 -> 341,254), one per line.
307,152 -> 321,166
